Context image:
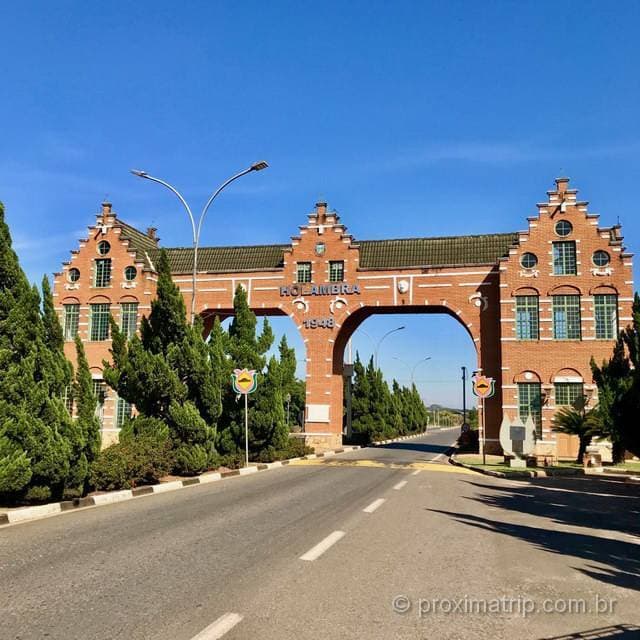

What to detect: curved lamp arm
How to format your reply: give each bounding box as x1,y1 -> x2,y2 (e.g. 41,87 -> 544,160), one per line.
197,162 -> 267,242
411,356 -> 432,383
130,170 -> 196,242
375,325 -> 405,368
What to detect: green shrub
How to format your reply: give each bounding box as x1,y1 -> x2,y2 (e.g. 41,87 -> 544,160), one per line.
119,415 -> 170,443
218,452 -> 245,469
89,445 -> 131,491
89,434 -> 173,491
173,444 -> 209,476
125,437 -> 172,485
283,438 -> 314,458
255,439 -> 314,462
24,485 -> 52,503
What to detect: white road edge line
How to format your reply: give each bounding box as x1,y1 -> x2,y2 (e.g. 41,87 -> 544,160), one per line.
411,469 -> 421,476
393,480 -> 408,490
363,498 -> 386,513
300,531 -> 346,561
191,612 -> 243,640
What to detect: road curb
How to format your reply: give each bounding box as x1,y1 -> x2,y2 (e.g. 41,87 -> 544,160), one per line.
371,428 -> 453,447
0,445 -> 361,528
448,453 -> 589,479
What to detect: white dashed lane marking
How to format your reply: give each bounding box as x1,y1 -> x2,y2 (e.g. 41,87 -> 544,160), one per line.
300,531 -> 346,561
191,612 -> 243,640
363,498 -> 386,513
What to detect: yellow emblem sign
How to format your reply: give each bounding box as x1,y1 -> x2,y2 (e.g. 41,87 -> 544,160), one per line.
232,369 -> 258,395
472,375 -> 495,399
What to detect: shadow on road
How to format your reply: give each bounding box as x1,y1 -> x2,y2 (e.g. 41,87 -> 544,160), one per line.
368,442 -> 453,455
463,476 -> 640,537
428,474 -> 640,592
537,624 -> 640,639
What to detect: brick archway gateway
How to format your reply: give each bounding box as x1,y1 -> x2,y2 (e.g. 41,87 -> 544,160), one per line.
55,178 -> 634,455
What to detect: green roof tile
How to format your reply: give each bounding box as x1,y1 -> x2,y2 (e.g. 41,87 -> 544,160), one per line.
118,221 -> 160,268
358,233 -> 519,269
116,217 -> 518,273
159,245 -> 288,273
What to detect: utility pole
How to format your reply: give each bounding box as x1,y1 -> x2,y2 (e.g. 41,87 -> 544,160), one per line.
461,366 -> 467,427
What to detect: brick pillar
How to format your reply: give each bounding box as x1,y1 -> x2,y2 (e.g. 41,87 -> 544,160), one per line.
301,330 -> 343,451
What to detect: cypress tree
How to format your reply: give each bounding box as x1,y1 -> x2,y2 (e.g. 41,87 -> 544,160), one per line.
103,322 -> 186,421
42,276 -> 64,354
0,203 -> 71,501
74,336 -> 101,465
218,286 -> 275,455
351,353 -> 376,441
278,335 -> 304,428
250,355 -> 288,454
140,250 -> 188,354
103,249 -> 219,469
207,316 -> 229,438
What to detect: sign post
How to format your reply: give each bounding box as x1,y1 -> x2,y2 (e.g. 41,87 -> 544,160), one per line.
231,368 -> 258,468
472,374 -> 495,466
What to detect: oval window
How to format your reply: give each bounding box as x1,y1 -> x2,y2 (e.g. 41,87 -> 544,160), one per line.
592,250 -> 610,267
555,220 -> 573,237
68,268 -> 80,282
124,266 -> 137,281
97,240 -> 111,255
520,253 -> 538,269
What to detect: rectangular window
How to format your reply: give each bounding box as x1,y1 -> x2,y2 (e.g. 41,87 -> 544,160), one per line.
552,295 -> 581,340
515,296 -> 539,340
518,382 -> 542,437
554,382 -> 584,407
296,262 -> 312,283
115,396 -> 132,428
90,303 -> 110,341
63,303 -> 80,341
120,302 -> 138,339
594,294 -> 618,340
329,260 -> 344,282
552,241 -> 577,275
94,258 -> 112,287
62,386 -> 74,415
92,379 -> 107,421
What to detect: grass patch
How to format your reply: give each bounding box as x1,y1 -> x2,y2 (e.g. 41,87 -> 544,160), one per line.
455,454 -> 581,474
611,461 -> 640,472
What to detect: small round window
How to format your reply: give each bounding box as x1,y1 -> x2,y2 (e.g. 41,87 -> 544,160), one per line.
555,220 -> 573,237
97,240 -> 111,255
124,266 -> 137,281
520,253 -> 538,269
68,268 -> 80,282
592,250 -> 610,267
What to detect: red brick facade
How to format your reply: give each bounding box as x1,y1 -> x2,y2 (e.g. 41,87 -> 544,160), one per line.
53,178 -> 634,455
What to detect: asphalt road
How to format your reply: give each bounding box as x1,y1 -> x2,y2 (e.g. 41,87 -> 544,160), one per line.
1,427 -> 639,640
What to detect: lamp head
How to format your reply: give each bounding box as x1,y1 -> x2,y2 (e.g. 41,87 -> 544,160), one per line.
250,160 -> 269,171
130,169 -> 149,178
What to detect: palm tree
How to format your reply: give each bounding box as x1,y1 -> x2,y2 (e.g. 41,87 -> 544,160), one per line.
552,404 -> 601,464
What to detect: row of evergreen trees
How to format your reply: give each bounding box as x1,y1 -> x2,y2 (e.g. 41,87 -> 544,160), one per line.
349,354 -> 431,442
0,203 -> 101,502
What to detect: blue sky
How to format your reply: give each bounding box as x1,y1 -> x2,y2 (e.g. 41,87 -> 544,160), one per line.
1,1 -> 638,409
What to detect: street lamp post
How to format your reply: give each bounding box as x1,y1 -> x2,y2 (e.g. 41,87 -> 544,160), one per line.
131,161 -> 268,325
371,326 -> 405,369
392,355 -> 431,386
